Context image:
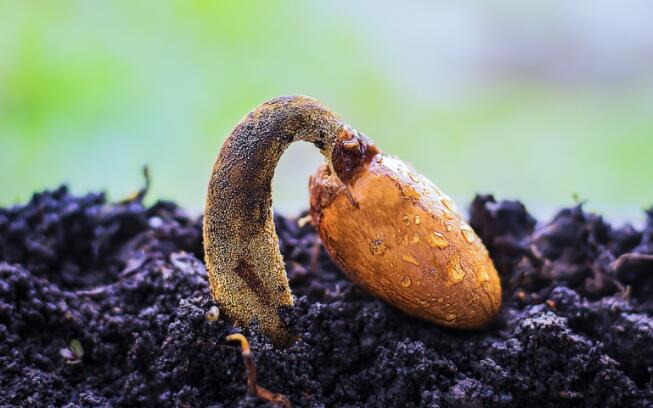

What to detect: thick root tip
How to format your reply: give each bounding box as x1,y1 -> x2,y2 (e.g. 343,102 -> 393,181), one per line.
226,333 -> 250,353
227,333 -> 292,407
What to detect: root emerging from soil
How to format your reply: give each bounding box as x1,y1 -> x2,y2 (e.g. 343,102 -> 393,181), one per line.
227,333 -> 292,407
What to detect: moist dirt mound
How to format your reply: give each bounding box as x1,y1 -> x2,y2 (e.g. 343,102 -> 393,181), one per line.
1,186 -> 652,407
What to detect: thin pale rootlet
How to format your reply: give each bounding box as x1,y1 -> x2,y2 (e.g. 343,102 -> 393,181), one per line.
1,185 -> 653,407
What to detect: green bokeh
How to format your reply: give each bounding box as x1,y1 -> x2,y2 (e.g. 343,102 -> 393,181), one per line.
1,1 -> 652,223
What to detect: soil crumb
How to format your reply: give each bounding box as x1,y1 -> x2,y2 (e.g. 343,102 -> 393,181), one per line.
1,186 -> 652,407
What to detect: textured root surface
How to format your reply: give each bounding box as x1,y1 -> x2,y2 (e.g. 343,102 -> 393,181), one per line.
1,186 -> 652,407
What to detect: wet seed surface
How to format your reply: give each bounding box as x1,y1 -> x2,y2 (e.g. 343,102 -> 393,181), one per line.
0,187 -> 652,407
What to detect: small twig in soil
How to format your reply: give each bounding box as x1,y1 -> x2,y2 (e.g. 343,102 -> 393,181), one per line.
121,165 -> 151,203
309,235 -> 321,275
226,333 -> 292,408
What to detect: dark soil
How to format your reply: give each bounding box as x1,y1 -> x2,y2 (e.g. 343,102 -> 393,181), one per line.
1,185 -> 652,407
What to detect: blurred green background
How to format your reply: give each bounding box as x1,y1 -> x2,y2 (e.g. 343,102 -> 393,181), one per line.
1,1 -> 652,223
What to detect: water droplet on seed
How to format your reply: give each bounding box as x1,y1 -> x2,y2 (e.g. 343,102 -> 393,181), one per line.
403,186 -> 421,200
446,254 -> 465,286
402,215 -> 411,225
443,209 -> 455,220
402,254 -> 421,266
428,232 -> 449,249
400,275 -> 412,287
479,268 -> 490,283
461,226 -> 476,243
441,197 -> 457,212
437,297 -> 444,303
445,223 -> 454,232
446,313 -> 457,322
414,215 -> 421,225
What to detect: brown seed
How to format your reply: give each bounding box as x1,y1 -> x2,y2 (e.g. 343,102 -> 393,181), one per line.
310,149 -> 502,329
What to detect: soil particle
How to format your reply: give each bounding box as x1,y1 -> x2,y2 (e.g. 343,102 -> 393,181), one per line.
0,187 -> 652,407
